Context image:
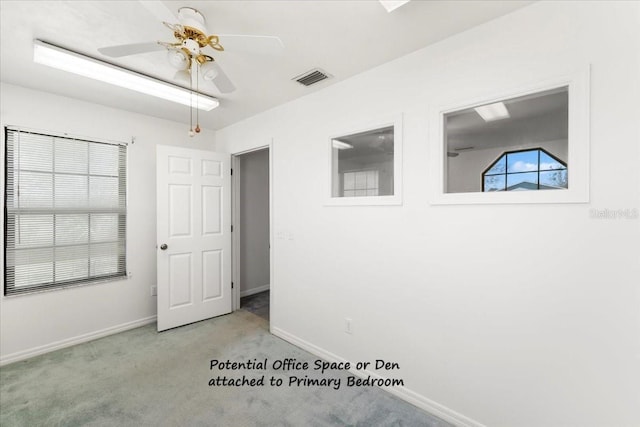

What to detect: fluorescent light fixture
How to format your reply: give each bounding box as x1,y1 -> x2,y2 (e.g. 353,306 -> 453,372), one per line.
379,0 -> 411,13
474,102 -> 510,122
33,40 -> 219,111
332,139 -> 354,150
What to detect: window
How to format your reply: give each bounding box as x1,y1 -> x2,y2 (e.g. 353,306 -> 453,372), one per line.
328,115 -> 403,206
331,125 -> 394,198
483,148 -> 568,191
4,128 -> 127,295
429,68 -> 590,205
343,170 -> 379,197
444,86 -> 569,194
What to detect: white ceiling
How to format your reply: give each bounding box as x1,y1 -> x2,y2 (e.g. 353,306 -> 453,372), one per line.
446,88 -> 568,151
0,0 -> 533,131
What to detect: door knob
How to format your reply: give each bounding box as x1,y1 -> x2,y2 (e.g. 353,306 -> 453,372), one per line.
160,244 -> 168,250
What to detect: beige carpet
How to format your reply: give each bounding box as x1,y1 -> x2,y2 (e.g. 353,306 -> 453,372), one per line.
0,309 -> 452,426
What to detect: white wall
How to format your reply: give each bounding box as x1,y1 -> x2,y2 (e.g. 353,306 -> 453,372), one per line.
239,148 -> 270,296
0,83 -> 216,364
216,2 -> 640,427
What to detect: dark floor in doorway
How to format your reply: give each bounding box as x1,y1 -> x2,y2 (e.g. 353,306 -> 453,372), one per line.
240,290 -> 269,321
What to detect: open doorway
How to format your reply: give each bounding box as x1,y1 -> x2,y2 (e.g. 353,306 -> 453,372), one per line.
232,147 -> 270,322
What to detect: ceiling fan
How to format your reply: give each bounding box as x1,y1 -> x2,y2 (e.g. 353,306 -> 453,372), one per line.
97,2 -> 284,95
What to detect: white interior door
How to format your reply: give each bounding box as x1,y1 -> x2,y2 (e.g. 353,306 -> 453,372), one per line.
156,145 -> 231,331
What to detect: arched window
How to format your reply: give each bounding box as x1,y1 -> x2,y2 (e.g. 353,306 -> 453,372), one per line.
482,148 -> 567,192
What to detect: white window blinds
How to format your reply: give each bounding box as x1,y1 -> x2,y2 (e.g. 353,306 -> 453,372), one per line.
4,128 -> 127,295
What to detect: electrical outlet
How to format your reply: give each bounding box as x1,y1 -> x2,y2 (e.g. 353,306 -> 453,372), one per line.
150,286 -> 157,296
345,318 -> 353,335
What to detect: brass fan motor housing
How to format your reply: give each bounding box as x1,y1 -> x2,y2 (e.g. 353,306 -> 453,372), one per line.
175,26 -> 224,52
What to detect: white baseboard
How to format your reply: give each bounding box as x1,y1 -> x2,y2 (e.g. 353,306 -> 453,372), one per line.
0,315 -> 157,367
240,284 -> 270,298
271,326 -> 485,427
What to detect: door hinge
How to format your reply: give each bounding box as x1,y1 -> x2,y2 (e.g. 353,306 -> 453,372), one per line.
231,282 -> 234,289
231,225 -> 234,232
231,168 -> 233,175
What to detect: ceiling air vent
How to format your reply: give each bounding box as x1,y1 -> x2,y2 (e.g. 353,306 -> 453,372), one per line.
293,68 -> 331,87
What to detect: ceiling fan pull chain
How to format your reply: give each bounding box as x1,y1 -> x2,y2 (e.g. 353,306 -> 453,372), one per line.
189,61 -> 195,137
195,63 -> 201,134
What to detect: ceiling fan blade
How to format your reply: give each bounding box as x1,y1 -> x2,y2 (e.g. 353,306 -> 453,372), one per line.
208,62 -> 236,94
98,42 -> 165,58
139,1 -> 177,24
217,35 -> 284,55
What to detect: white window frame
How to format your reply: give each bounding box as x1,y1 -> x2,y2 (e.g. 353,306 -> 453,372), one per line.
429,67 -> 590,205
326,114 -> 403,206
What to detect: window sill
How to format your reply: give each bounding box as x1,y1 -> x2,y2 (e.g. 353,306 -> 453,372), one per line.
429,187 -> 589,205
4,274 -> 129,298
324,195 -> 403,207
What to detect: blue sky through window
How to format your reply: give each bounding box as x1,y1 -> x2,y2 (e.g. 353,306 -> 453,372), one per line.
507,150 -> 538,173
483,148 -> 567,191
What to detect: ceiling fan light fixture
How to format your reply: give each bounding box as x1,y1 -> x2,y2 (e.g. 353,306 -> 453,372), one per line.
200,61 -> 219,81
167,49 -> 190,70
33,40 -> 218,111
